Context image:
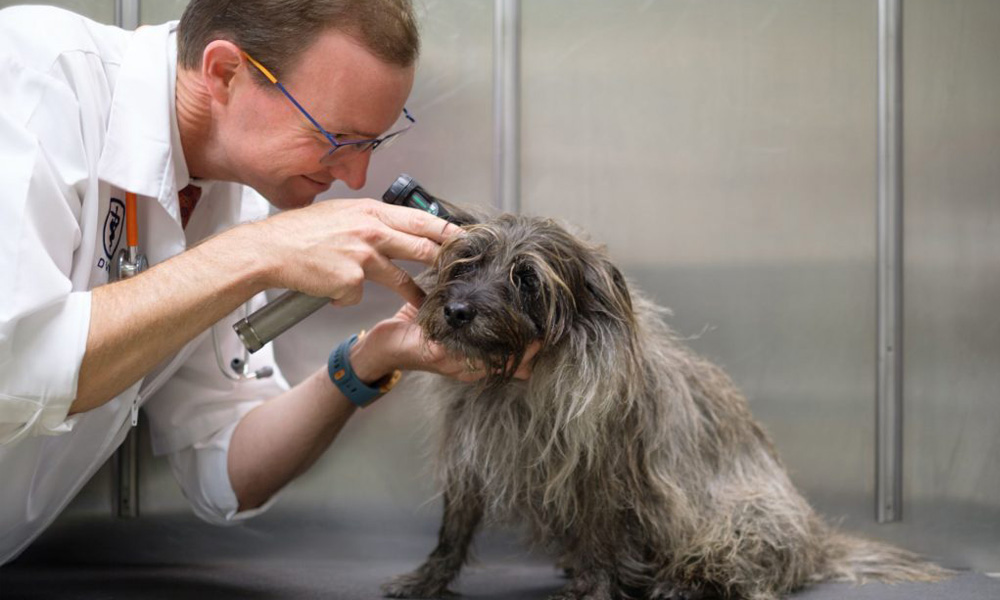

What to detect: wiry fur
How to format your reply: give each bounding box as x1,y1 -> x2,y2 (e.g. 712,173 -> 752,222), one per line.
382,214 -> 948,600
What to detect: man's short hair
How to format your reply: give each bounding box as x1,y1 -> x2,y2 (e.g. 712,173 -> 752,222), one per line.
177,0 -> 419,80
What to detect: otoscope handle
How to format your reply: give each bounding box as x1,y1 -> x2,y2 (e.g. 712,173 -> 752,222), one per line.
233,291 -> 328,353
233,174 -> 448,354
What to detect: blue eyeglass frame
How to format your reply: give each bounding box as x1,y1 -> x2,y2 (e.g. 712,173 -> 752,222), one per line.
243,52 -> 415,163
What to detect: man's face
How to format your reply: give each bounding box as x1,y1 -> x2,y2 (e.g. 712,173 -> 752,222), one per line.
223,30 -> 415,210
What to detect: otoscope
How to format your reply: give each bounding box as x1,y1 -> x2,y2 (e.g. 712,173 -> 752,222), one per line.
233,174 -> 455,353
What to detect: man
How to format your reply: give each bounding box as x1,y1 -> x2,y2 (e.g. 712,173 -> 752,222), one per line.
0,0 -> 531,564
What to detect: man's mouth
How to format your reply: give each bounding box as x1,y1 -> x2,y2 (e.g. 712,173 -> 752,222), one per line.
301,175 -> 333,192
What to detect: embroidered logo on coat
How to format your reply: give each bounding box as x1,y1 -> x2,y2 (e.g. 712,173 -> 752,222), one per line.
103,198 -> 125,259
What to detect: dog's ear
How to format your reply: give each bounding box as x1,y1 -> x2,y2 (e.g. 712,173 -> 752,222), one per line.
583,255 -> 635,328
437,198 -> 484,227
415,200 -> 485,291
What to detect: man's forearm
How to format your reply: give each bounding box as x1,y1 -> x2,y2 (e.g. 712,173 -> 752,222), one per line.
226,367 -> 357,511
71,224 -> 271,414
226,332 -> 393,511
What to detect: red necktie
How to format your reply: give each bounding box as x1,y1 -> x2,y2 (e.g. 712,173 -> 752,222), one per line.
178,184 -> 202,228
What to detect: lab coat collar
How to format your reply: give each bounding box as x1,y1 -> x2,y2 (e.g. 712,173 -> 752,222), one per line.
97,22 -> 189,223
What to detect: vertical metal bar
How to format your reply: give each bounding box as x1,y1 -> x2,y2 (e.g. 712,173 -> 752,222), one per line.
113,428 -> 140,518
116,0 -> 141,30
876,0 -> 903,523
493,0 -> 521,214
112,0 -> 142,519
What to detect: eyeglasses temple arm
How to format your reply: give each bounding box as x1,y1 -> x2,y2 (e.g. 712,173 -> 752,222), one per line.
243,52 -> 341,147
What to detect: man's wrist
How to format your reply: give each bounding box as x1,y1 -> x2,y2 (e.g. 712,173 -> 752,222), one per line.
204,222 -> 275,295
348,328 -> 395,384
330,331 -> 402,408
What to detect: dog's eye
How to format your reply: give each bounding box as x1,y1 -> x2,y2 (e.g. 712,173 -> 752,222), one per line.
512,266 -> 539,294
448,260 -> 474,279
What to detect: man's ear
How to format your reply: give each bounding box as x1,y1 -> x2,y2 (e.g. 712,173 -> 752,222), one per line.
201,40 -> 244,105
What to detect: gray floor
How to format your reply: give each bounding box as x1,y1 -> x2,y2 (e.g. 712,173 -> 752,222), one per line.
2,516 -> 998,599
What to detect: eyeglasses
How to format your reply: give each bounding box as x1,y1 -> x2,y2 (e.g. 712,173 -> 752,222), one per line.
243,52 -> 415,166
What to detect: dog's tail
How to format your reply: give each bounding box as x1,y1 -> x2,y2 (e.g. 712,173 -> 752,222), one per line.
822,532 -> 952,584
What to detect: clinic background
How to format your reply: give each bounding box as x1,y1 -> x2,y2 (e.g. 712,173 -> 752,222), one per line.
4,0 -> 997,573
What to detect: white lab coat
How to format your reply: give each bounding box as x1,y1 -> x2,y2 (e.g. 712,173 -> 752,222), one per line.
0,7 -> 290,564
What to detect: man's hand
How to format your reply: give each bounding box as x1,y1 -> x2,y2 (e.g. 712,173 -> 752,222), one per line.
252,198 -> 462,307
349,303 -> 542,384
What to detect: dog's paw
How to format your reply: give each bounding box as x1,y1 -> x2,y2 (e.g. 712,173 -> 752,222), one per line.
381,572 -> 456,599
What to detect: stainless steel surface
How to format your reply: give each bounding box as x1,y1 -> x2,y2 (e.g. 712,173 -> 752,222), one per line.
112,427 -> 139,518
900,0 -> 1000,572
115,0 -> 138,30
876,0 -> 903,524
493,0 -> 521,213
11,517 -> 1000,599
0,0 -> 115,23
234,291 -> 329,353
111,246 -> 147,282
138,0 -> 188,25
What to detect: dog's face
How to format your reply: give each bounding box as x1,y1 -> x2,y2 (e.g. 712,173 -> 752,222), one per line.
418,215 -> 634,385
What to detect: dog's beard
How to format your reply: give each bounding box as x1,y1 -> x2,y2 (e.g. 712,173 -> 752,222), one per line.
417,286 -> 539,386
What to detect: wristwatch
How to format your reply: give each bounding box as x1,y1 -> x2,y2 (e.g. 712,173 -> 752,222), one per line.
327,331 -> 402,407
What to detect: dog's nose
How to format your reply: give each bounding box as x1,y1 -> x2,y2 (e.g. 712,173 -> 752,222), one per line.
444,301 -> 477,328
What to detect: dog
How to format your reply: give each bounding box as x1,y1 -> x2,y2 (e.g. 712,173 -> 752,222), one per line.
382,213 -> 947,600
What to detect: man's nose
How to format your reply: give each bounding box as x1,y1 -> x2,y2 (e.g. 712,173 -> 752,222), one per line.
328,150 -> 371,190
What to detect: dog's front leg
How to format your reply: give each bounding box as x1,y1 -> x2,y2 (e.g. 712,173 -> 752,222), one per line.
382,490 -> 484,598
548,528 -> 623,600
549,563 -> 615,600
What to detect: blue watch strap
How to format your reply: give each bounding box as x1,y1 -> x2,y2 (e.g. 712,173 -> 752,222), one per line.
328,334 -> 383,407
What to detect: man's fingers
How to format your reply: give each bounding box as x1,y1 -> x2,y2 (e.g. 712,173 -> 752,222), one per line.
392,302 -> 421,322
513,341 -> 542,380
372,228 -> 442,266
375,202 -> 463,245
362,251 -> 427,307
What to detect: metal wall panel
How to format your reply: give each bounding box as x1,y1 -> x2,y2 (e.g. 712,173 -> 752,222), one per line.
139,0 -> 188,24
0,0 -> 114,23
521,0 -> 879,529
900,0 -> 1000,572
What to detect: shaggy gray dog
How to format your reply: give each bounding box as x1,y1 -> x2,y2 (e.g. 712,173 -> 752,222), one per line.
382,214 -> 946,600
